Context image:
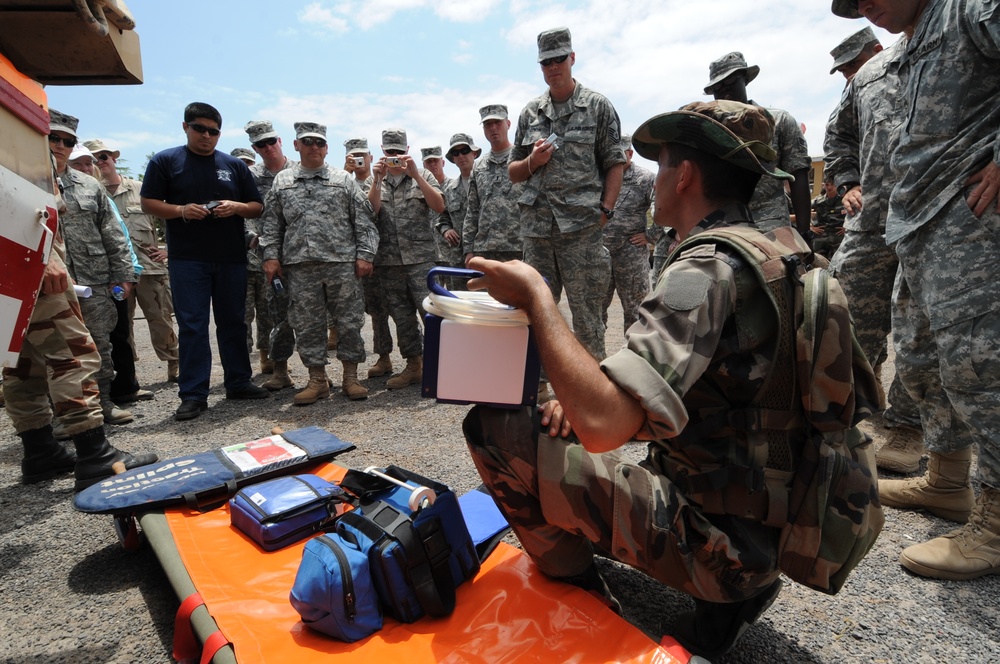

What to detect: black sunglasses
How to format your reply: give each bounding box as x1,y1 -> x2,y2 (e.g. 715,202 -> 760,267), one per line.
300,137 -> 327,148
253,137 -> 278,149
96,153 -> 113,161
540,54 -> 569,67
48,135 -> 77,148
449,146 -> 473,157
384,149 -> 405,156
188,122 -> 221,137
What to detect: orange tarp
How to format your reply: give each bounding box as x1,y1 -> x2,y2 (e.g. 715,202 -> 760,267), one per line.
165,463 -> 680,663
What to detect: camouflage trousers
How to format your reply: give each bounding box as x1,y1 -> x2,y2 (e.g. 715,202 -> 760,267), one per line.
363,271 -> 393,357
830,230 -> 920,428
245,268 -> 273,353
77,287 -> 117,403
378,262 -> 433,359
601,237 -> 650,333
813,228 -> 845,261
476,250 -> 523,264
2,280 -> 103,435
462,406 -> 780,603
285,262 -> 365,366
524,220 -> 610,361
893,199 -> 1000,485
128,273 -> 178,362
268,278 -> 296,363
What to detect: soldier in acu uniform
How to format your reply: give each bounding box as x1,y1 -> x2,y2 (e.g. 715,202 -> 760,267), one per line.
462,101 -> 813,660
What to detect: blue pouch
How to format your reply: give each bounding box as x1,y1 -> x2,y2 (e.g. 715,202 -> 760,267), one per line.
230,474 -> 345,551
290,533 -> 382,642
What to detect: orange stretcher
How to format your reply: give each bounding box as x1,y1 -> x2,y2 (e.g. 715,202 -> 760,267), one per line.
142,462 -> 686,663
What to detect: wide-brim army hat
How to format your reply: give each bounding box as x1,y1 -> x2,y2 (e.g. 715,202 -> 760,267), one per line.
830,26 -> 876,74
831,0 -> 862,19
83,139 -> 120,159
632,100 -> 794,181
703,52 -> 760,95
446,133 -> 482,162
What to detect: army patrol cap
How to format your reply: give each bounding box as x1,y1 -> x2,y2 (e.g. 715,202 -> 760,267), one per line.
344,137 -> 369,155
230,147 -> 256,163
421,146 -> 443,162
244,120 -> 278,144
446,133 -> 482,162
382,128 -> 408,152
632,100 -> 794,181
479,104 -> 508,122
537,27 -> 572,62
294,122 -> 326,140
703,52 -> 760,95
831,0 -> 862,19
49,109 -> 79,138
83,139 -> 120,159
830,27 -> 877,74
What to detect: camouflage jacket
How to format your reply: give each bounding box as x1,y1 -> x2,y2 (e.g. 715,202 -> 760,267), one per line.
110,177 -> 167,275
58,168 -> 135,286
431,175 -> 469,256
811,193 -> 846,233
823,38 -> 906,233
463,146 -> 523,254
513,81 -> 626,237
887,0 -> 1000,244
601,203 -> 772,465
365,170 -> 441,266
746,103 -> 810,230
604,162 -> 654,243
247,158 -> 296,269
260,163 -> 378,265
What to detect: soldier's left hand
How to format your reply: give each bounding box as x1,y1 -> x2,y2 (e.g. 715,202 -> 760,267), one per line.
112,282 -> 133,299
443,229 -> 460,247
402,155 -> 419,178
211,200 -> 240,218
539,399 -> 572,438
628,232 -> 648,247
966,161 -> 1000,217
355,259 -> 373,279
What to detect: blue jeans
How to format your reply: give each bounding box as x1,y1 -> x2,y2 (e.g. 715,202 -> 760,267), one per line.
169,259 -> 252,402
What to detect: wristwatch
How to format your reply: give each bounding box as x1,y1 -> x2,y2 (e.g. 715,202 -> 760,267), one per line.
599,205 -> 615,220
836,182 -> 859,197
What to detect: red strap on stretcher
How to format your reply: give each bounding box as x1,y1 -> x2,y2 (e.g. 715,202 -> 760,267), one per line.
173,592 -> 232,664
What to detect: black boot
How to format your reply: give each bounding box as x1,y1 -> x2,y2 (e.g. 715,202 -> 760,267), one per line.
72,426 -> 158,491
20,424 -> 76,484
672,578 -> 783,659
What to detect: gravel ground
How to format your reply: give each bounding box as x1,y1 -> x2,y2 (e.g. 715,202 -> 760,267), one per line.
2,298 -> 999,663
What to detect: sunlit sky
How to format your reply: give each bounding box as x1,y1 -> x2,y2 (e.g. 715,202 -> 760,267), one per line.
45,0 -> 891,177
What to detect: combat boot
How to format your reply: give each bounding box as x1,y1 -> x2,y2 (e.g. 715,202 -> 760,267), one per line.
672,578 -> 783,660
294,366 -> 331,405
327,327 -> 339,351
386,356 -> 422,390
261,360 -> 293,391
20,424 -> 76,484
876,424 -> 925,474
367,354 -> 393,378
102,401 -> 134,425
167,359 -> 179,383
879,447 -> 975,523
73,425 -> 158,491
259,349 -> 275,374
341,361 -> 369,400
900,485 -> 1000,580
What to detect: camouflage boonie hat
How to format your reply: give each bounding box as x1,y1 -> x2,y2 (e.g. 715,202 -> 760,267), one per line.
704,51 -> 760,95
831,0 -> 861,19
829,27 -> 877,74
49,109 -> 79,137
294,122 -> 326,140
537,27 -> 572,62
244,120 -> 278,144
479,104 -> 508,122
632,100 -> 794,181
344,137 -> 369,154
382,128 -> 407,152
421,146 -> 443,162
230,147 -> 256,163
446,133 -> 482,162
83,139 -> 120,159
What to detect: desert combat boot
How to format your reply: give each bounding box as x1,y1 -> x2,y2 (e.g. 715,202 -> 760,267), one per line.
900,485 -> 1000,581
386,355 -> 422,390
294,366 -> 331,405
259,349 -> 275,374
879,447 -> 975,523
341,361 -> 369,400
262,360 -> 293,391
876,424 -> 926,474
367,354 -> 393,378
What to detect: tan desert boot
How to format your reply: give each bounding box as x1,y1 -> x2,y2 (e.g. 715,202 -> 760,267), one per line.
900,485 -> 1000,580
261,360 -> 293,391
876,424 -> 926,474
259,349 -> 275,374
386,356 -> 422,390
294,366 -> 331,405
327,327 -> 339,351
879,447 -> 975,523
367,354 -> 393,378
167,359 -> 179,383
341,361 -> 369,400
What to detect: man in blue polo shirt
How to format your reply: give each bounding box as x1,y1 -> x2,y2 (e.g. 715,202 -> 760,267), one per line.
140,102 -> 269,420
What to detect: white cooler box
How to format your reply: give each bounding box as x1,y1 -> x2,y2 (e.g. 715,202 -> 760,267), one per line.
422,268 -> 541,409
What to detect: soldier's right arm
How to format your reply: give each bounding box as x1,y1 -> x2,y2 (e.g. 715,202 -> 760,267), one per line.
41,250 -> 70,296
823,82 -> 862,198
463,175 -> 482,263
259,180 -> 284,262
